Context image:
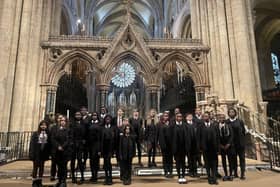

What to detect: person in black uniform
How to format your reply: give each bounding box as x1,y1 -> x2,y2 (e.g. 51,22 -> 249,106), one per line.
51,116 -> 73,187
218,113 -> 234,181
129,109 -> 144,166
193,108 -> 204,167
88,112 -> 102,183
113,108 -> 125,165
100,107 -> 108,122
101,115 -> 117,185
80,106 -> 90,170
145,109 -> 159,167
69,111 -> 86,184
185,113 -> 200,178
173,113 -> 191,184
119,124 -> 136,185
158,112 -> 173,178
49,114 -> 63,181
29,120 -> 50,187
200,112 -> 219,185
227,108 -> 246,180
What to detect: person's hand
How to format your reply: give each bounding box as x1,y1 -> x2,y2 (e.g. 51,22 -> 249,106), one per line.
225,144 -> 230,150
58,146 -> 63,151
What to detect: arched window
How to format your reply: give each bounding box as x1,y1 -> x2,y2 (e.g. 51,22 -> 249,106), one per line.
271,53 -> 280,85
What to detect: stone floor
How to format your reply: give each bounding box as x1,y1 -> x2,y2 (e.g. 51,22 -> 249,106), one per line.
0,157 -> 276,186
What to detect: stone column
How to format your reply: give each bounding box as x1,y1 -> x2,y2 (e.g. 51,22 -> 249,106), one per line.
230,0 -> 259,109
45,85 -> 58,115
97,84 -> 110,110
147,85 -> 160,112
50,0 -> 62,35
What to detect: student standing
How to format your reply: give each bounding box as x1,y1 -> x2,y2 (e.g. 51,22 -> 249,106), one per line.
101,115 -> 117,185
51,116 -> 73,187
158,112 -> 173,178
218,114 -> 234,181
185,113 -> 200,178
173,113 -> 191,184
119,124 -> 136,185
200,112 -> 220,185
227,108 -> 247,180
70,111 -> 86,184
145,109 -> 159,167
129,109 -> 144,166
29,120 -> 50,187
88,112 -> 102,183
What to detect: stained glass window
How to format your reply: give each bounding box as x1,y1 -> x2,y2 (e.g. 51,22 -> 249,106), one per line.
271,53 -> 280,85
112,63 -> 136,88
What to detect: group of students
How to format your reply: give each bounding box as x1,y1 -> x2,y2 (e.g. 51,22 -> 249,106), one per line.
29,106 -> 247,187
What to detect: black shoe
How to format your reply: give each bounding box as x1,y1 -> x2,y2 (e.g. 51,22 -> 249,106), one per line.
152,162 -> 157,167
213,180 -> 219,185
138,162 -> 143,167
32,179 -> 38,187
50,176 -> 56,181
234,174 -> 239,178
216,172 -> 222,179
240,175 -> 246,180
72,178 -> 77,184
228,176 -> 234,181
148,162 -> 153,168
208,179 -> 213,184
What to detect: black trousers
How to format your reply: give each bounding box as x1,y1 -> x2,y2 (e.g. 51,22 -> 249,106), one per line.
188,152 -> 198,174
83,146 -> 89,169
162,149 -> 173,174
32,160 -> 45,179
70,146 -> 84,180
120,158 -> 133,182
174,152 -> 186,178
55,152 -> 68,183
147,142 -> 156,163
221,146 -> 234,176
89,151 -> 100,180
203,151 -> 218,182
136,140 -> 142,162
103,155 -> 112,182
233,146 -> 246,176
51,156 -> 57,178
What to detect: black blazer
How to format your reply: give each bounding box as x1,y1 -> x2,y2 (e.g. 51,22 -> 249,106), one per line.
200,122 -> 220,153
158,122 -> 173,152
226,118 -> 246,148
119,134 -> 136,160
218,122 -> 234,146
100,125 -> 118,157
88,121 -> 102,154
29,131 -> 50,162
172,122 -> 191,154
187,121 -> 201,154
51,127 -> 73,160
129,117 -> 144,141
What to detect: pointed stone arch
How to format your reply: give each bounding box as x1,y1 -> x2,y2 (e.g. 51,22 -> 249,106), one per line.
47,49 -> 100,85
101,51 -> 155,85
158,51 -> 205,86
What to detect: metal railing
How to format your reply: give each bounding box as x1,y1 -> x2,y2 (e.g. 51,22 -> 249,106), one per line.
0,131 -> 32,164
236,105 -> 280,171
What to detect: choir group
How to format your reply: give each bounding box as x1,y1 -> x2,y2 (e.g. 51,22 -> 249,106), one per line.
29,106 -> 247,187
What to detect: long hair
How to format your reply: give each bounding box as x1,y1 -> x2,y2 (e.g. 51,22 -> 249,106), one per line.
146,109 -> 159,126
37,120 -> 49,133
102,115 -> 113,126
91,111 -> 101,122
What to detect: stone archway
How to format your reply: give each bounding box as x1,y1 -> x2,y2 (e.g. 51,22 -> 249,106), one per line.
41,49 -> 100,116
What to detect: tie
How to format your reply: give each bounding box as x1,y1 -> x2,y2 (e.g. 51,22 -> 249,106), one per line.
118,117 -> 122,128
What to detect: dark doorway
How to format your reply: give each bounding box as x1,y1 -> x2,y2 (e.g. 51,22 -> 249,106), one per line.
55,60 -> 88,116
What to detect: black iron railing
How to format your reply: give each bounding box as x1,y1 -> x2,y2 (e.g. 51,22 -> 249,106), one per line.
0,131 -> 32,164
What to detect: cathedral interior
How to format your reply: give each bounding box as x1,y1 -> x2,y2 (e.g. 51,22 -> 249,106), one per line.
1,0 -> 280,133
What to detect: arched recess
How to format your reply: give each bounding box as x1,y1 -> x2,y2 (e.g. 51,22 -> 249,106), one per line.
158,52 -> 204,86
254,0 -> 280,117
158,51 -> 207,109
44,49 -> 100,115
48,49 -> 100,85
102,51 -> 155,85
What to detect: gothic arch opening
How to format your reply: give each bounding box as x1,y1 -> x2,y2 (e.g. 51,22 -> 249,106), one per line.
254,0 -> 280,117
159,60 -> 196,114
55,60 -> 89,116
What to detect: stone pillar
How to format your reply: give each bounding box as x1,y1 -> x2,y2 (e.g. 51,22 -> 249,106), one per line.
50,0 -> 62,35
45,85 -> 58,115
147,85 -> 160,113
230,0 -> 260,109
97,84 -> 110,110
